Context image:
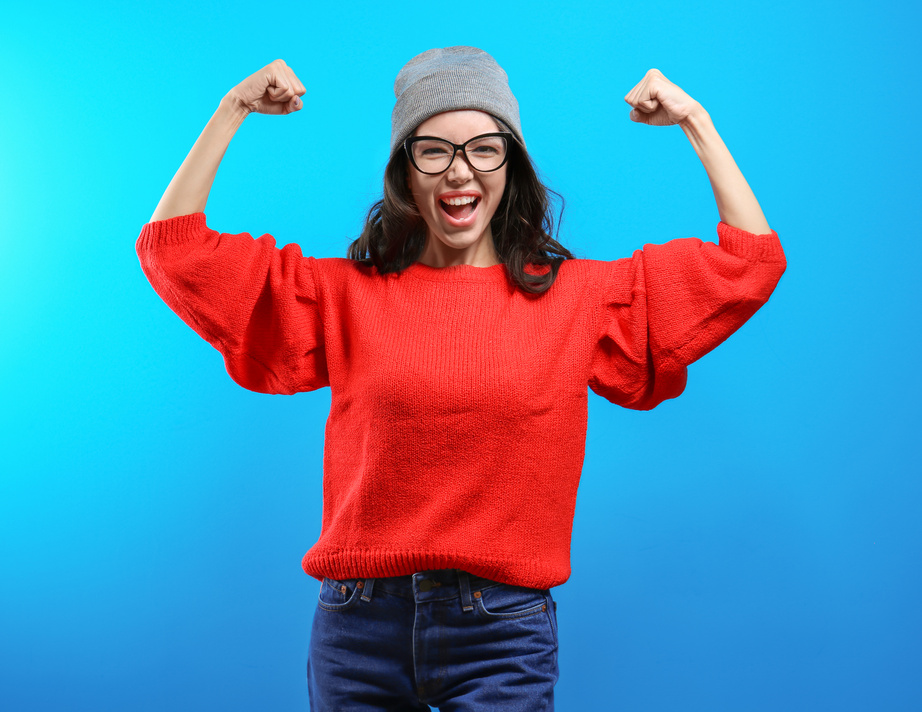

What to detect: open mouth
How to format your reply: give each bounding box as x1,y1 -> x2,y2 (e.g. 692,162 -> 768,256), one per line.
439,196 -> 480,225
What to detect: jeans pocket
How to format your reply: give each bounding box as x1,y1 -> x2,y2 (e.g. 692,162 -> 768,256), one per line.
474,583 -> 550,620
317,576 -> 362,612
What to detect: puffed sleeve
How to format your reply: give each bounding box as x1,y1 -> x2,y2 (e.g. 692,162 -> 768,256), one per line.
589,221 -> 786,410
136,212 -> 329,395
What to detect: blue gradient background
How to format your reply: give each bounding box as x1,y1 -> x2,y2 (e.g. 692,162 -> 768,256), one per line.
2,1 -> 919,710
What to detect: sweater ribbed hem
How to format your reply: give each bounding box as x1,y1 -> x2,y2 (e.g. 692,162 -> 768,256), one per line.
302,547 -> 570,591
716,221 -> 786,262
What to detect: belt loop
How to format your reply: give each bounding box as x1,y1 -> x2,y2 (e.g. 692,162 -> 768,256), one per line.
458,570 -> 474,612
360,578 -> 376,602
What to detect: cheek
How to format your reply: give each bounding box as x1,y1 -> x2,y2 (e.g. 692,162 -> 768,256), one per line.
407,175 -> 434,212
484,172 -> 509,212
490,168 -> 508,201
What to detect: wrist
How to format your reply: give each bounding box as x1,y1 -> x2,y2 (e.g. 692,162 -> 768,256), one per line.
679,102 -> 711,134
220,92 -> 253,120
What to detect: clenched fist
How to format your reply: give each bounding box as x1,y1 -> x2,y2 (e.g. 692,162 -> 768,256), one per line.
624,69 -> 703,126
226,59 -> 306,116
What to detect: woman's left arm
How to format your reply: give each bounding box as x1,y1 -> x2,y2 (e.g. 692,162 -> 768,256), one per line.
625,68 -> 771,235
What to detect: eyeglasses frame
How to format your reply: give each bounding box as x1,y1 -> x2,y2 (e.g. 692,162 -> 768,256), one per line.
404,132 -> 514,175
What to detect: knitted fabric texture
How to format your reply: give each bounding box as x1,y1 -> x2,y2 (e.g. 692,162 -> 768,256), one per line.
391,46 -> 524,155
136,214 -> 786,589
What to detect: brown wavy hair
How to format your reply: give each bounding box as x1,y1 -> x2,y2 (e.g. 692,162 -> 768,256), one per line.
347,122 -> 573,295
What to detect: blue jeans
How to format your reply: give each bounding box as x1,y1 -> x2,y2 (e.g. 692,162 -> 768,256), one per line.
307,568 -> 559,711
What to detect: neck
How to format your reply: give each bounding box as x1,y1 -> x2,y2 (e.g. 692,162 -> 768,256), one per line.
417,231 -> 501,268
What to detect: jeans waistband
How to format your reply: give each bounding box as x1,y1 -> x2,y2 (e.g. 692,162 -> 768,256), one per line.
348,569 -> 507,609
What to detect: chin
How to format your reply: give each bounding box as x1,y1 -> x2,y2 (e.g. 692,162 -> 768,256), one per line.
433,227 -> 487,251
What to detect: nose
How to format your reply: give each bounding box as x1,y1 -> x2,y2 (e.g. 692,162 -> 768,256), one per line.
445,148 -> 474,183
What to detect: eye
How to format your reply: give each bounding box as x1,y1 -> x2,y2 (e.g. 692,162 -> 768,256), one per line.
420,146 -> 451,156
467,136 -> 506,157
470,145 -> 499,156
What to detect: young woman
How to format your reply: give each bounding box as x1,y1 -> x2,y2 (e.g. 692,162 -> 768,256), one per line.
138,47 -> 786,711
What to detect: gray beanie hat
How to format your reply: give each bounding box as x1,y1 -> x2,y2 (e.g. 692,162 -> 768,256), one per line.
390,46 -> 524,156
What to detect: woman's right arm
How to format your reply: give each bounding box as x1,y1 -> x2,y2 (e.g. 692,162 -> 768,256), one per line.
138,61 -> 327,395
149,98 -> 249,222
150,59 -> 305,222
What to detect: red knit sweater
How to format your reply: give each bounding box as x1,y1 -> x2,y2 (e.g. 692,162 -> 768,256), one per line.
136,213 -> 786,589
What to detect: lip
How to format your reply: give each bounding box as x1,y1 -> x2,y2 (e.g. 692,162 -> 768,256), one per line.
437,190 -> 482,201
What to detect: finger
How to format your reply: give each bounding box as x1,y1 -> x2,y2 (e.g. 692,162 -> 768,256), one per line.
270,84 -> 293,102
627,89 -> 657,112
267,71 -> 294,101
633,77 -> 660,112
628,80 -> 659,113
626,73 -> 650,100
279,66 -> 298,95
624,81 -> 642,105
284,67 -> 303,111
286,77 -> 304,104
624,72 -> 647,98
630,106 -> 659,123
286,67 -> 307,97
282,67 -> 302,97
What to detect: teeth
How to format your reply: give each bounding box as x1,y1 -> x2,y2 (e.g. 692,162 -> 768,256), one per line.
443,196 -> 477,206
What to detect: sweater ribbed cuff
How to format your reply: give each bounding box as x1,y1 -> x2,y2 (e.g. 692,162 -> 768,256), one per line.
137,212 -> 209,248
716,221 -> 785,262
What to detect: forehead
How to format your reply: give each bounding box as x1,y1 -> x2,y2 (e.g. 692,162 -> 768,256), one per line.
413,110 -> 501,141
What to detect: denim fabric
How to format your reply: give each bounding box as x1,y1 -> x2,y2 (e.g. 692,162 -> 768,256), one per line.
307,568 -> 559,711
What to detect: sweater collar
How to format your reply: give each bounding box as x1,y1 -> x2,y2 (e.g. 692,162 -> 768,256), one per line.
402,260 -> 509,283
